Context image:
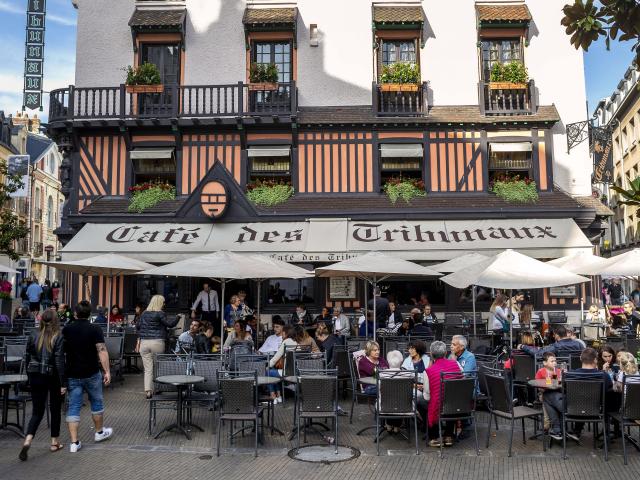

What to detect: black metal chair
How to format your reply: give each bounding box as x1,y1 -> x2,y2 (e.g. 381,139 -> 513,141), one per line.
607,374 -> 640,465
216,370 -> 264,457
105,335 -> 124,385
186,354 -> 223,432
330,345 -> 355,398
349,354 -> 376,424
294,351 -> 327,372
483,366 -> 545,457
562,371 -> 608,461
295,368 -> 339,452
511,353 -> 536,403
375,370 -> 419,455
234,353 -> 277,431
436,370 -> 479,458
122,332 -> 141,372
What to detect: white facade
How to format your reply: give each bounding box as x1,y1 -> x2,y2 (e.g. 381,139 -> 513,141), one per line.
73,0 -> 591,195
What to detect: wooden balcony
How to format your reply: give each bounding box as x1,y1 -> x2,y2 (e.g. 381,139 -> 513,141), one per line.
49,82 -> 297,122
478,80 -> 537,116
373,81 -> 428,117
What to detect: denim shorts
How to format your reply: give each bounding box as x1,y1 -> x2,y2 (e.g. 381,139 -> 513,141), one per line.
66,371 -> 104,422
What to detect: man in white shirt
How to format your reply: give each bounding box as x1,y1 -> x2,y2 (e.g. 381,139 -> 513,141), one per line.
258,316 -> 285,354
175,319 -> 200,353
332,306 -> 350,337
191,283 -> 220,334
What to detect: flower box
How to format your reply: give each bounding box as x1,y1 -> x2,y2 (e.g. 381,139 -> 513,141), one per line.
248,82 -> 279,91
125,84 -> 164,94
488,81 -> 527,90
380,83 -> 420,92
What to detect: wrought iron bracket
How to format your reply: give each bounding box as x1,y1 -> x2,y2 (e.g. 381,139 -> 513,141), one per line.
566,120 -> 590,154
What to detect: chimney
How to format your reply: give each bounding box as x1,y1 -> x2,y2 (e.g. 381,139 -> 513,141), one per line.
13,111 -> 41,134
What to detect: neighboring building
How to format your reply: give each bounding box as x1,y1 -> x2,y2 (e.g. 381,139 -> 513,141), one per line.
48,0 -> 604,317
593,65 -> 640,254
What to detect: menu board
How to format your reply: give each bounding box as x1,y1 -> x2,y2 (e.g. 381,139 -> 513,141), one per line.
329,276 -> 357,299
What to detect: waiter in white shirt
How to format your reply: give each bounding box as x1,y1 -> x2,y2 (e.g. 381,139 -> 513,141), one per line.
191,283 -> 220,334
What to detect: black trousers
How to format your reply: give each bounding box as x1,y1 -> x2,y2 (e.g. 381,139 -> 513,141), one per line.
201,311 -> 219,336
26,373 -> 63,438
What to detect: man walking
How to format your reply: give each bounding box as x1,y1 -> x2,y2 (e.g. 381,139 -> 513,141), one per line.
63,300 -> 113,452
191,283 -> 219,334
26,279 -> 43,313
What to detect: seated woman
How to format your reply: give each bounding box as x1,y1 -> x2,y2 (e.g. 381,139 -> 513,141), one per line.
424,341 -> 463,447
401,340 -> 430,382
357,340 -> 389,394
223,319 -> 254,349
315,321 -> 338,362
108,305 -> 124,326
267,325 -> 297,404
614,351 -> 639,392
397,315 -> 415,336
385,302 -> 403,334
586,304 -> 606,324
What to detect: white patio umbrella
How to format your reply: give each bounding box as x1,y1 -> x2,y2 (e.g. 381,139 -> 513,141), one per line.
0,264 -> 18,274
141,251 -> 313,342
431,253 -> 489,336
441,249 -> 589,346
315,251 -> 442,341
41,254 -> 155,334
598,248 -> 640,277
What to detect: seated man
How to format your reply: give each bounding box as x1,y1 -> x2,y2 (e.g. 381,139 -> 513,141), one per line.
93,306 -> 108,325
258,316 -> 285,354
175,318 -> 200,353
518,325 -> 583,358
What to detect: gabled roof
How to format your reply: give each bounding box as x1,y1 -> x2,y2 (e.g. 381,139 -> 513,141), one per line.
476,4 -> 531,23
26,133 -> 53,163
373,6 -> 424,24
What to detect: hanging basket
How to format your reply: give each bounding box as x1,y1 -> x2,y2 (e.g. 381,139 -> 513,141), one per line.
125,84 -> 164,94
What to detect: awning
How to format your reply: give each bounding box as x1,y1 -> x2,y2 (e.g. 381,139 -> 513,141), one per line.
476,4 -> 531,24
380,144 -> 423,158
373,6 -> 424,24
60,219 -> 593,264
130,148 -> 174,160
247,146 -> 291,158
490,142 -> 532,153
128,8 -> 186,29
242,7 -> 297,26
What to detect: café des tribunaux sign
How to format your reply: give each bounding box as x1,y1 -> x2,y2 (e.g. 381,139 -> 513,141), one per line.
61,219 -> 592,263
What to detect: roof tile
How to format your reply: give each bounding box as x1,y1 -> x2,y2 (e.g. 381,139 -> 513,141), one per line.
243,8 -> 297,25
373,6 -> 424,23
476,4 -> 532,22
128,8 -> 186,28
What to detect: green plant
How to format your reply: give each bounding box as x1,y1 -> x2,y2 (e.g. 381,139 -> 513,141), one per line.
124,62 -> 161,85
610,177 -> 640,207
491,174 -> 538,203
128,181 -> 175,213
246,179 -> 293,206
383,177 -> 426,204
0,292 -> 10,300
490,61 -> 528,84
0,161 -> 29,261
380,63 -> 421,84
249,63 -> 279,83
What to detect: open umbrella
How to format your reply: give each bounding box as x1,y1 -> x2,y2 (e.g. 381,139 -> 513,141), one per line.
597,248 -> 640,277
41,254 -> 155,334
0,264 -> 18,274
431,253 -> 489,335
441,249 -> 589,346
142,251 -> 312,343
315,251 -> 442,341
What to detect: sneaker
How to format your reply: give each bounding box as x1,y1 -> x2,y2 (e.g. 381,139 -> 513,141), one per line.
549,431 -> 563,441
566,432 -> 580,442
70,442 -> 82,453
428,439 -> 442,447
94,427 -> 113,443
444,436 -> 454,447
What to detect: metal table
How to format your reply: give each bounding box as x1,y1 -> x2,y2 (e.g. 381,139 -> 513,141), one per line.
528,379 -> 561,391
154,375 -> 204,440
0,374 -> 28,437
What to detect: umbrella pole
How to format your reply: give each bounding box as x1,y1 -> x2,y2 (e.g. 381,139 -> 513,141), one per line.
373,276 -> 377,342
364,279 -> 368,339
220,279 -> 226,348
257,279 -> 262,327
106,275 -> 112,337
472,286 -> 477,337
508,289 -> 513,349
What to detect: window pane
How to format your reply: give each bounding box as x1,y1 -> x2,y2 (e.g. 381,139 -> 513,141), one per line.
265,267 -> 315,305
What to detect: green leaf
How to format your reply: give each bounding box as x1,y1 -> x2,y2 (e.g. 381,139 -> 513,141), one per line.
128,185 -> 176,213
246,183 -> 294,206
492,180 -> 539,204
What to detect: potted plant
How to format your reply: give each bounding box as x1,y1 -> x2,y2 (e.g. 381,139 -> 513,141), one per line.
383,177 -> 426,204
489,61 -> 528,90
128,181 -> 176,213
246,179 -> 294,206
248,63 -> 279,91
379,63 -> 421,92
124,62 -> 163,94
0,279 -> 12,318
491,173 -> 538,204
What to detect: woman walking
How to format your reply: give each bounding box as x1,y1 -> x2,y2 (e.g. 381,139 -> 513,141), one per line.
19,309 -> 66,461
136,295 -> 179,399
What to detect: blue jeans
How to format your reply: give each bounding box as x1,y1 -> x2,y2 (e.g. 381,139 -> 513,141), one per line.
266,368 -> 281,394
66,372 -> 104,423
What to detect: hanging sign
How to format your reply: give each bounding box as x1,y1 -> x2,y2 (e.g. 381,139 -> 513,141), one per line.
591,126 -> 613,184
23,0 -> 47,111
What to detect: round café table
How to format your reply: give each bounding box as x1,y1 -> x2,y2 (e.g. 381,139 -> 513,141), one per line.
154,375 -> 204,440
528,379 -> 561,391
5,356 -> 22,364
257,376 -> 281,386
0,374 -> 28,437
358,376 -> 376,386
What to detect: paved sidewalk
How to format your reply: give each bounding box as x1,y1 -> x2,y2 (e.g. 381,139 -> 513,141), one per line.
0,373 -> 638,480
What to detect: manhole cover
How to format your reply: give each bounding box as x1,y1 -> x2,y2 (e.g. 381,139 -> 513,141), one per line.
288,445 -> 360,463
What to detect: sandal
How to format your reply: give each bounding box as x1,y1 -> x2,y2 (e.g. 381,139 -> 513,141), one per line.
19,444 -> 30,461
50,443 -> 64,452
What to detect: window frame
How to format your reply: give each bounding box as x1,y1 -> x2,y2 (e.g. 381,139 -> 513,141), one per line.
131,151 -> 177,187
480,38 -> 523,82
487,144 -> 535,191
377,142 -> 425,192
251,40 -> 293,83
376,37 -> 421,82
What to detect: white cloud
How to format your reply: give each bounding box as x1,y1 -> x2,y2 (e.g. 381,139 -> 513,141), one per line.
0,1 -> 21,15
0,1 -> 76,27
47,12 -> 76,27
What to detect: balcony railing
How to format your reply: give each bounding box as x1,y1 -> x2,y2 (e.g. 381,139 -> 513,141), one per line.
478,80 -> 537,116
14,238 -> 29,255
373,81 -> 428,117
49,82 -> 297,122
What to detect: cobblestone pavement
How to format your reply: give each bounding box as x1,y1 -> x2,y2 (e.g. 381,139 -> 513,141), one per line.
1,373 -> 639,480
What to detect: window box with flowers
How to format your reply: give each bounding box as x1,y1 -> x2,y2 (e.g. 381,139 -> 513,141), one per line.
379,63 -> 421,92
488,61 -> 528,90
124,62 -> 164,94
490,174 -> 538,204
383,177 -> 426,204
248,63 -> 279,91
246,179 -> 294,207
128,182 -> 176,213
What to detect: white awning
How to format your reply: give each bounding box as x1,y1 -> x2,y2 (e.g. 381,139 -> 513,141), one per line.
380,144 -> 423,158
130,148 -> 174,160
490,142 -> 532,152
247,146 -> 291,157
60,219 -> 592,263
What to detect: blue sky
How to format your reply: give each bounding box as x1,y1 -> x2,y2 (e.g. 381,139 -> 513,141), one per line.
0,0 -> 636,121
